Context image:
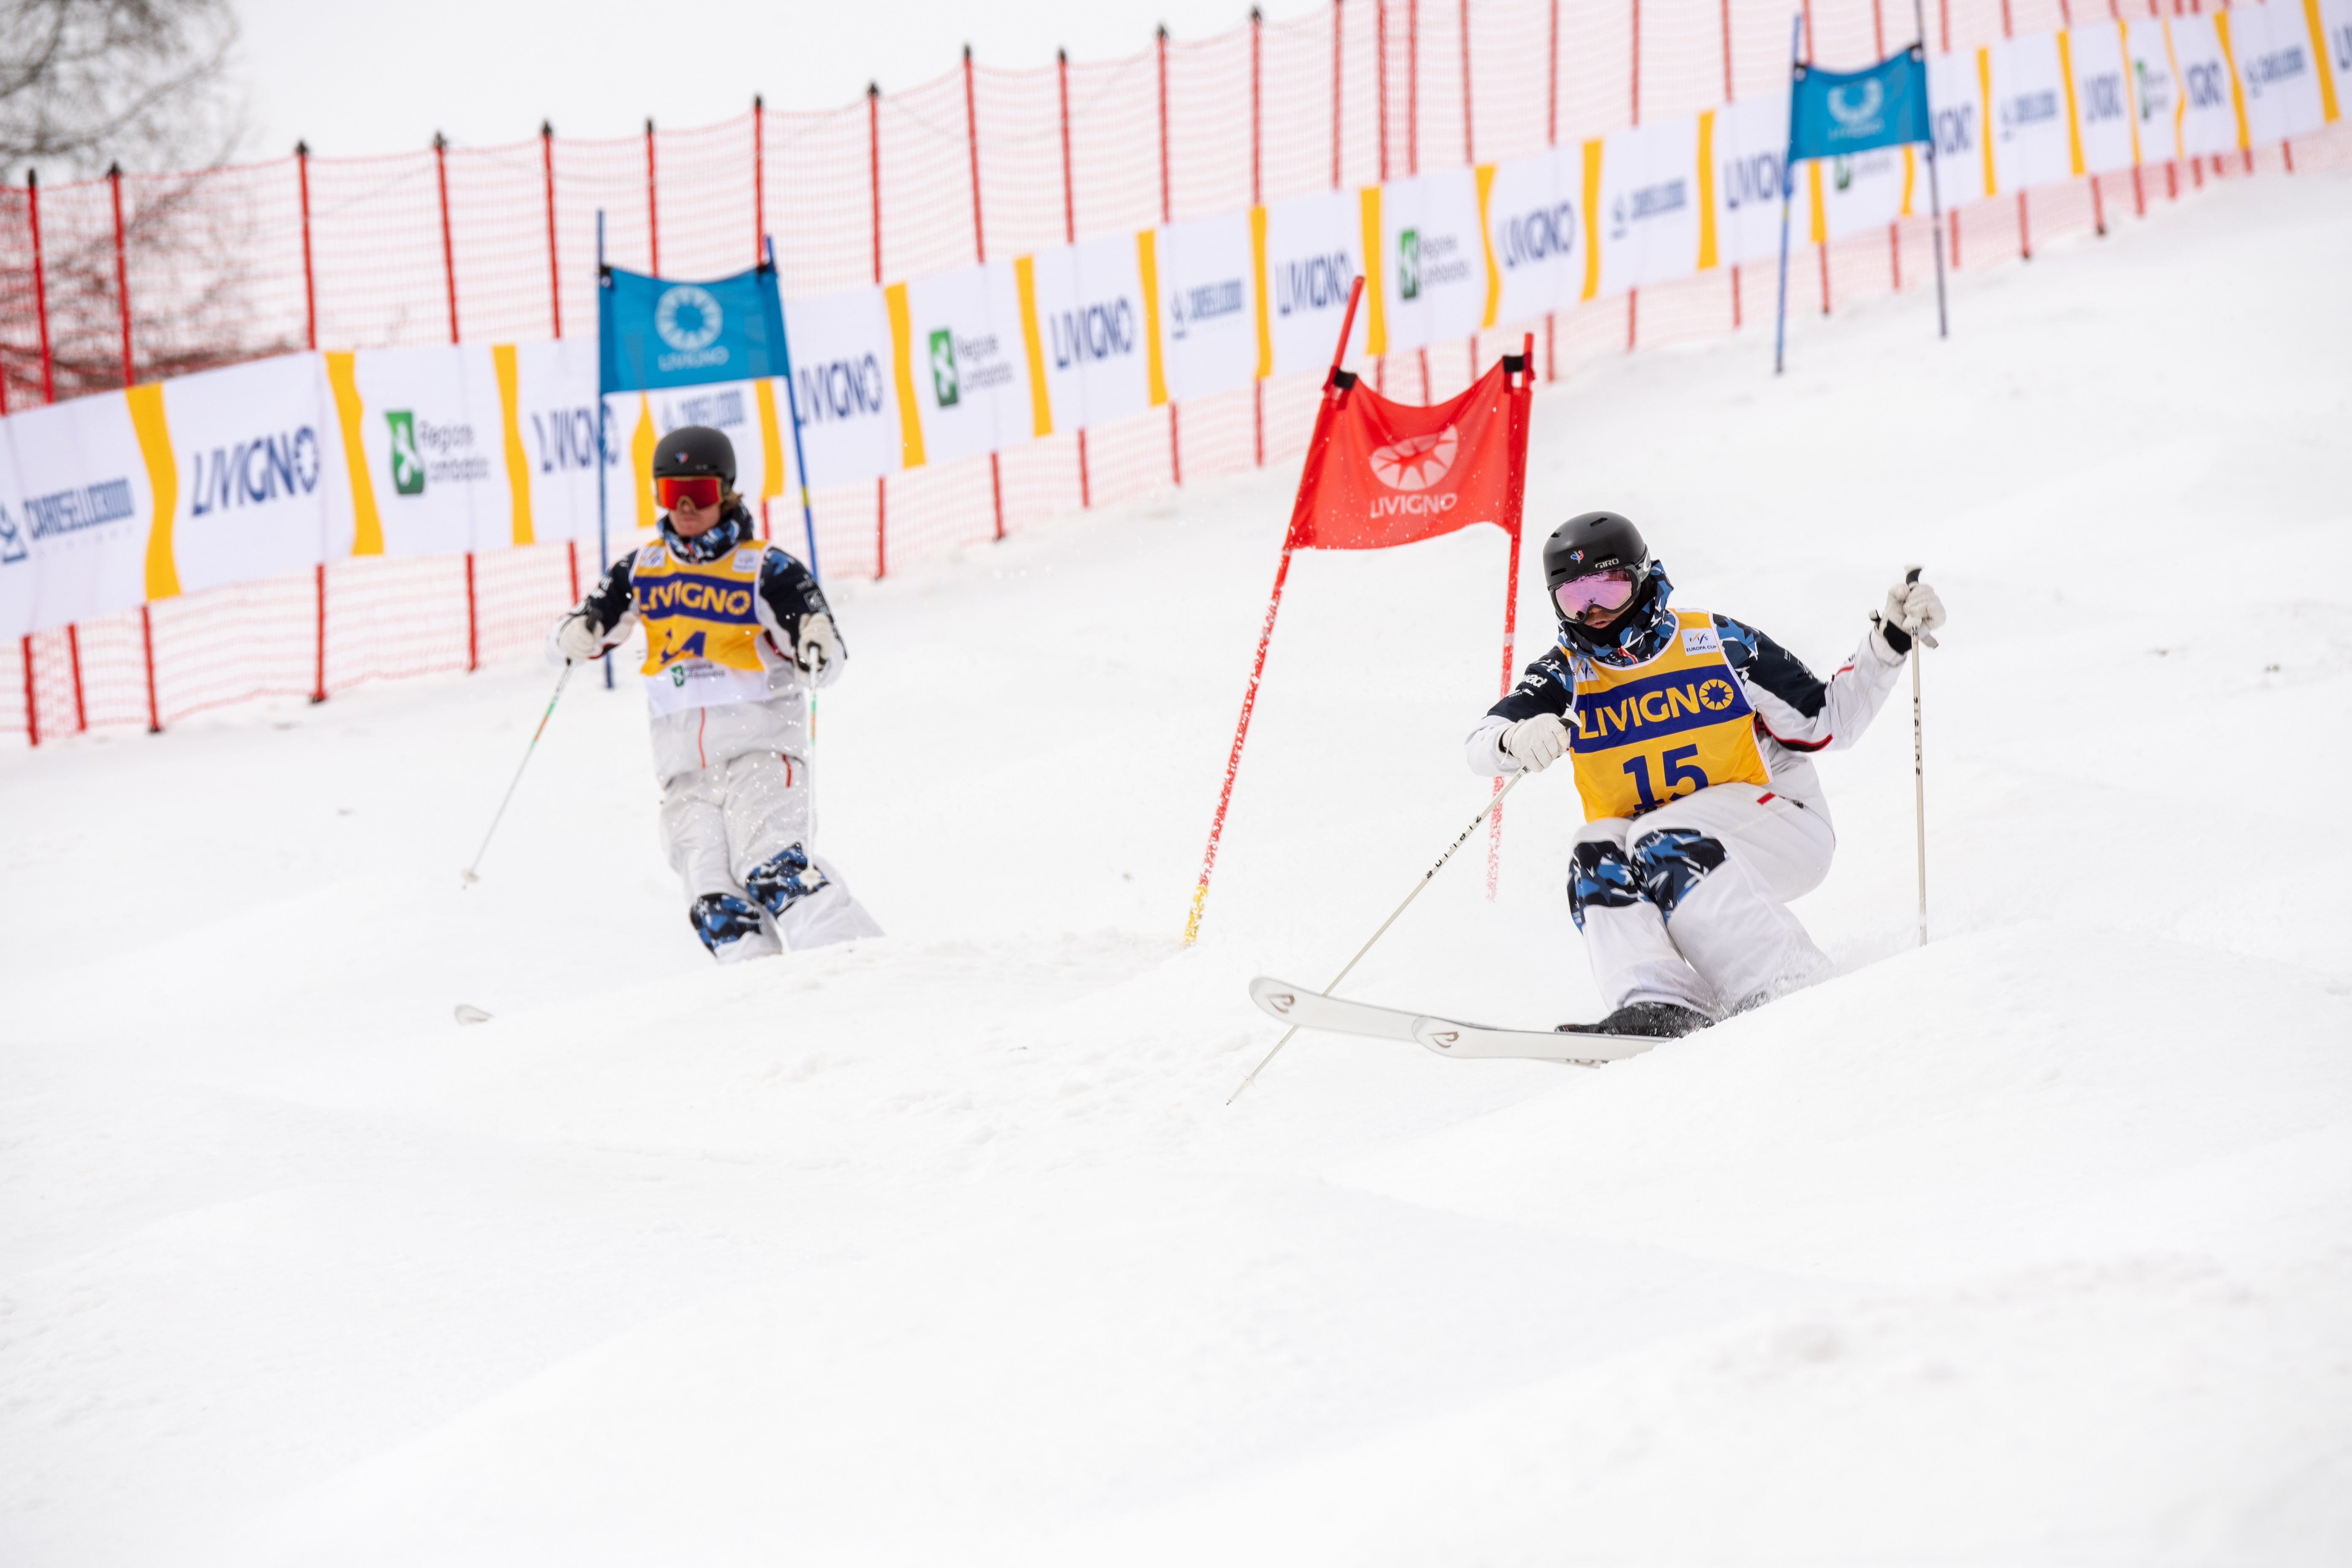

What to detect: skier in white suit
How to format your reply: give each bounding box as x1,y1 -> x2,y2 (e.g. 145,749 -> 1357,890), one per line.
553,425 -> 882,962
1466,511 -> 1945,1037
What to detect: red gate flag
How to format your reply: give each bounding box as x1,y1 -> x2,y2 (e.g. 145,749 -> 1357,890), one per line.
1184,281 -> 1534,946
1286,358 -> 1531,553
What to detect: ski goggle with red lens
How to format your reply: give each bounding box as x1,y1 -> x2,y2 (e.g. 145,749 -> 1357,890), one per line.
654,475 -> 723,511
1553,569 -> 1638,619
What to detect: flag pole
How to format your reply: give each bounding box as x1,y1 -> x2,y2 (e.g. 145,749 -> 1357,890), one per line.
595,208 -> 614,690
1908,24 -> 1950,340
763,234 -> 825,582
1773,12 -> 1803,377
1183,275 -> 1366,947
1485,333 -> 1535,901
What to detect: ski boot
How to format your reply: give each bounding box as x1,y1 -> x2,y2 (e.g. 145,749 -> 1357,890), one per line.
1557,1002 -> 1711,1038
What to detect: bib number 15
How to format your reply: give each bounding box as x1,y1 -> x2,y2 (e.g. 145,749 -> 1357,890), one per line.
1622,744 -> 1707,809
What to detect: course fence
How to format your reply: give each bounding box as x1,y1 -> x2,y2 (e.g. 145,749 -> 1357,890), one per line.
3,0 -> 2344,746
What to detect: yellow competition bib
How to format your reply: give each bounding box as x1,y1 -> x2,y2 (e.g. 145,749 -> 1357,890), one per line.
631,543 -> 774,716
1568,610 -> 1771,821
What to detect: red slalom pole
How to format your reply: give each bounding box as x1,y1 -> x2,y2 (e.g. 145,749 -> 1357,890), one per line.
1184,277 -> 1364,946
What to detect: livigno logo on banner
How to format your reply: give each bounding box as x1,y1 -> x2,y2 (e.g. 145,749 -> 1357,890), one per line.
387,410 -> 426,495
929,329 -> 960,407
191,429 -> 321,515
1398,229 -> 1422,300
654,284 -> 729,373
386,408 -> 491,496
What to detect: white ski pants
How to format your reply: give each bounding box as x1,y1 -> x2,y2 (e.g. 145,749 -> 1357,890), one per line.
1569,781 -> 1834,1018
659,750 -> 883,963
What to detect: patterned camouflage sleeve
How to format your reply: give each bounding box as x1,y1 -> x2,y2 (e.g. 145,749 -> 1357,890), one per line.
579,553 -> 635,634
1485,650 -> 1575,723
757,549 -> 836,655
1712,612 -> 1902,754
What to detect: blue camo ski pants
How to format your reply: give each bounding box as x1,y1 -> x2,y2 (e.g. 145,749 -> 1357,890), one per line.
1567,781 -> 1835,1018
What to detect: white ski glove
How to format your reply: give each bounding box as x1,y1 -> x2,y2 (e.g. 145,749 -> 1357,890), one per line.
1877,574 -> 1946,655
553,611 -> 608,662
795,612 -> 842,688
1501,712 -> 1573,773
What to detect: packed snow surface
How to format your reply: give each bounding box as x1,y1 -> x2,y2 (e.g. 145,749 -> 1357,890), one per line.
6,173 -> 2351,1565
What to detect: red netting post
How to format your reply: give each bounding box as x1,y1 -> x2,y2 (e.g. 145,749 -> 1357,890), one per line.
311,563 -> 327,703
1548,0 -> 1561,372
1459,0 -> 1475,382
28,170 -> 54,403
645,118 -> 662,274
109,164 -> 133,387
1056,52 -> 1090,509
113,161 -> 162,733
1940,0 -> 1950,51
1628,0 -> 1642,351
139,603 -> 158,732
433,134 -> 460,341
465,550 -> 479,671
1719,0 -> 1740,329
298,142 -> 317,350
66,623 -> 85,732
1405,0 -> 1432,398
18,637 -> 34,747
1158,26 -> 1181,488
1252,5 -> 1266,467
1377,0 -> 1390,394
1331,0 -> 1345,191
869,83 -> 889,574
542,122 -> 562,337
962,49 -> 1006,542
753,96 -> 765,264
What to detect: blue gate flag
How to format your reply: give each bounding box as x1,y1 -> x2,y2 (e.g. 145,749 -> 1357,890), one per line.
1788,46 -> 1932,161
598,262 -> 788,394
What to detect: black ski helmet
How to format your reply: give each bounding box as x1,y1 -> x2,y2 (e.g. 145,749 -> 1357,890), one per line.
651,425 -> 737,490
1543,511 -> 1649,619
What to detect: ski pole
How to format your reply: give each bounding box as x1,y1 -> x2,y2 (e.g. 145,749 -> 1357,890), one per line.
1228,770 -> 1527,1105
1903,565 -> 1936,946
461,660 -> 579,886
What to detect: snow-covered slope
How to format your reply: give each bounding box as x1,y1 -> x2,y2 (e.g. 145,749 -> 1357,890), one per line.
5,172 -> 2349,1566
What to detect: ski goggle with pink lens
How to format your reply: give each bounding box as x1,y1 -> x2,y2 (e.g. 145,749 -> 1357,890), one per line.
1553,569 -> 1638,618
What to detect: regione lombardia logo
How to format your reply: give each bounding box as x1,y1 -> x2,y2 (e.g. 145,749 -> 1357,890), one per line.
1368,427 -> 1458,492
654,285 -> 724,352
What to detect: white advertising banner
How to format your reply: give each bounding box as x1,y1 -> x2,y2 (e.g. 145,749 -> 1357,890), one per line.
1707,95 -> 1794,268
2227,1 -> 2328,144
2065,24 -> 2143,173
1590,119 -> 1701,297
1374,167 -> 1489,352
507,338 -> 603,548
781,285 -> 901,493
2123,19 -> 2183,160
1927,49 -> 1991,206
1152,212 -> 1259,403
2323,0 -> 2352,111
0,392 -> 154,638
1814,146 -> 1912,242
2169,16 -> 2248,157
1020,235 -> 1154,435
342,344 -> 517,559
1987,35 -> 2076,194
893,263 -> 1033,469
1483,146 -> 1585,327
1257,189 -> 1369,377
158,353 -> 343,598
598,376 -> 786,546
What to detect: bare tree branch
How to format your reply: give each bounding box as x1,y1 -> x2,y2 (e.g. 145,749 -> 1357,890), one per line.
1,0 -> 245,178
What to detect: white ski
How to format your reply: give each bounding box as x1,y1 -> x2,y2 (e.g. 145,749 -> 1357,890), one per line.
1247,977 -> 1661,1066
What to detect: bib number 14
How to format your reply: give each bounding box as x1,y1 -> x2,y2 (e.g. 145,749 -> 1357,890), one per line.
1622,744 -> 1707,809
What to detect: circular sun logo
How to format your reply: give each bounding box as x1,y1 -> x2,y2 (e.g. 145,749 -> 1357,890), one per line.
1367,426 -> 1459,491
1698,678 -> 1735,711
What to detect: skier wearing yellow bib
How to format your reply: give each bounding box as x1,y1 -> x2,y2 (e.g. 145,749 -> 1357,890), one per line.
1466,512 -> 1944,1038
551,426 -> 882,962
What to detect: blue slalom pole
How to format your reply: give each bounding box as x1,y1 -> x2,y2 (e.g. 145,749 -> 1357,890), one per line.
1772,12 -> 1803,377
764,234 -> 823,583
